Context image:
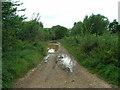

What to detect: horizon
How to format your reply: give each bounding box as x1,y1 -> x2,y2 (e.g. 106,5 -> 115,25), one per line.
17,0 -> 119,28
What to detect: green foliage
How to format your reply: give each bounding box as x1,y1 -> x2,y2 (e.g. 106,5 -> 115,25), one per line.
83,14 -> 109,35
2,1 -> 26,53
2,1 -> 48,88
2,41 -> 47,88
71,14 -> 109,36
51,25 -> 68,40
61,32 -> 119,86
2,0 -> 119,88
71,21 -> 83,35
18,20 -> 39,41
108,19 -> 119,33
39,22 -> 44,28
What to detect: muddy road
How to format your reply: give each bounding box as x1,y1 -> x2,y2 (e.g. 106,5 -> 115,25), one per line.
14,42 -> 112,88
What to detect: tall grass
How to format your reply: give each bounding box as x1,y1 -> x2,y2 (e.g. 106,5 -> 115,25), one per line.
61,32 -> 119,86
2,40 -> 48,88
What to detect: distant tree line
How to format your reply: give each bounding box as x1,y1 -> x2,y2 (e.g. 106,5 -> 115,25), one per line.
2,1 -> 119,54
71,14 -> 119,36
2,1 -> 119,88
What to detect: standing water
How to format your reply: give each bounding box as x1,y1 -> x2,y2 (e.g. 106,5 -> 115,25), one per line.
48,48 -> 55,53
44,42 -> 76,72
57,54 -> 76,72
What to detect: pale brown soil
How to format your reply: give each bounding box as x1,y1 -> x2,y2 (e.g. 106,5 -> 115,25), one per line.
14,42 -> 112,88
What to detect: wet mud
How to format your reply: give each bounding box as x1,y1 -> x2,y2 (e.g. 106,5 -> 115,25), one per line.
14,42 -> 112,88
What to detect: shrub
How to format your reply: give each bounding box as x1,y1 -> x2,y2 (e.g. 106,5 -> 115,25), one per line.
61,32 -> 119,86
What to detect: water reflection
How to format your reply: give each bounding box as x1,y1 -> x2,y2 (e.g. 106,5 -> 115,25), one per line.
57,54 -> 76,72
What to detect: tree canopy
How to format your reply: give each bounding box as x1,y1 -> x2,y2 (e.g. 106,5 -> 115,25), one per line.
51,25 -> 68,40
108,19 -> 119,33
71,14 -> 109,36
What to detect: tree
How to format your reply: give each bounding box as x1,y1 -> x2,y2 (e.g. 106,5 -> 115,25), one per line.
71,21 -> 83,35
39,22 -> 43,28
2,1 -> 26,52
51,25 -> 68,40
2,1 -> 26,88
17,13 -> 43,41
108,19 -> 119,33
70,14 -> 109,36
83,14 -> 109,36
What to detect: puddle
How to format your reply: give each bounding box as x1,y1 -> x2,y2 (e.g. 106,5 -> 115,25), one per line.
44,43 -> 59,63
47,43 -> 59,53
44,43 -> 76,72
44,54 -> 50,63
57,54 -> 76,72
48,48 -> 55,53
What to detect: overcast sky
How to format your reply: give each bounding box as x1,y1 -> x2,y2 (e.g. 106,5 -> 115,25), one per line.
17,0 -> 119,28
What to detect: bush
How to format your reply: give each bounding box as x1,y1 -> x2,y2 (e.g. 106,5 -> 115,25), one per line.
61,32 -> 119,86
2,41 -> 47,88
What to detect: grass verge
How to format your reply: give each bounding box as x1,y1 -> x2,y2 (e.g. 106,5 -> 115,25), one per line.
2,40 -> 48,88
60,33 -> 119,87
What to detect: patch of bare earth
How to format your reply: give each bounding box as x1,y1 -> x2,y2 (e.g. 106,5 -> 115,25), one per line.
14,42 -> 112,88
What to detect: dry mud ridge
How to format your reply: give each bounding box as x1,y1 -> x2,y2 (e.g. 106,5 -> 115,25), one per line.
14,42 -> 113,88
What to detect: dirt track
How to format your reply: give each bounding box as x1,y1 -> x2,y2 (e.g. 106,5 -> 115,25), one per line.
14,42 -> 112,88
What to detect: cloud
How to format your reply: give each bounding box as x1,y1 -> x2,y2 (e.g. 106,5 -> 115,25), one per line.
18,0 -> 119,28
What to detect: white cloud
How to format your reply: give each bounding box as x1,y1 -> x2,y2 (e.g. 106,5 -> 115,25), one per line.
17,0 -> 119,28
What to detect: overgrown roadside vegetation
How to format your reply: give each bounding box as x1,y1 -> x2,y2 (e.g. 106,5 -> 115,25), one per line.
61,33 -> 119,86
3,41 -> 48,88
60,14 -> 119,86
2,1 -> 48,88
2,0 -> 120,88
